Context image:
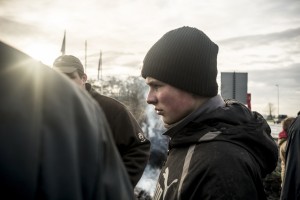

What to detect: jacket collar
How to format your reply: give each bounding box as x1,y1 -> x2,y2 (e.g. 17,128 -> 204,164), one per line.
164,95 -> 225,138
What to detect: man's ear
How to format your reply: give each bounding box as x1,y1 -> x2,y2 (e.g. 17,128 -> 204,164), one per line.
82,74 -> 88,82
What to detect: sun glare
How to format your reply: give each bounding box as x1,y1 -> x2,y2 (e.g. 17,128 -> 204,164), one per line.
25,44 -> 60,67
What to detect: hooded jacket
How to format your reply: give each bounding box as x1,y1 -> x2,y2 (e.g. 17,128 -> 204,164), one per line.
0,41 -> 134,200
153,95 -> 278,200
85,83 -> 150,187
280,116 -> 300,200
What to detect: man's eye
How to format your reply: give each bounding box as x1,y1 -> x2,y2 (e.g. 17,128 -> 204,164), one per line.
153,84 -> 161,90
66,74 -> 76,79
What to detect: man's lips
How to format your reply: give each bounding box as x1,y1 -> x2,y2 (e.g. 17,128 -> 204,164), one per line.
155,109 -> 163,115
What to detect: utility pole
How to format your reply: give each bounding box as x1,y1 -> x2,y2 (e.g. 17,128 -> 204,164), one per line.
275,84 -> 279,117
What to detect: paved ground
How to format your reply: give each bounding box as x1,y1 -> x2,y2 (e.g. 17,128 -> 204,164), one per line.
268,122 -> 281,139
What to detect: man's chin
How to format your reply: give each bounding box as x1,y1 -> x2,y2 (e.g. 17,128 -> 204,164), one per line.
162,118 -> 172,127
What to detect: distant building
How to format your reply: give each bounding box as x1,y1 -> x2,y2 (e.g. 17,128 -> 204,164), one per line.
221,72 -> 248,105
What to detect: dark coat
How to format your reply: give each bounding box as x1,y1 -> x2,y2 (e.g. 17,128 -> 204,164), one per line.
153,96 -> 278,200
86,83 -> 150,187
0,41 -> 134,200
280,116 -> 300,200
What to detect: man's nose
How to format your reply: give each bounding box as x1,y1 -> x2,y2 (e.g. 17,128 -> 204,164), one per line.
146,91 -> 156,105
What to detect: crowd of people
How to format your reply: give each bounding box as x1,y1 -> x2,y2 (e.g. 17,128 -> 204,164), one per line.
1,26 -> 299,200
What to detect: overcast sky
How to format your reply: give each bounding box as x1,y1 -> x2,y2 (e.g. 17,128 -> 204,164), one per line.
1,0 -> 299,117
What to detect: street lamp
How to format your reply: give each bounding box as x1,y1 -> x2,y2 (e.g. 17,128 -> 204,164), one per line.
275,84 -> 279,117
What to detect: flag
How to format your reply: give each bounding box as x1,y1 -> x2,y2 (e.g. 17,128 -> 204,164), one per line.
247,93 -> 251,110
61,30 -> 66,55
97,51 -> 102,81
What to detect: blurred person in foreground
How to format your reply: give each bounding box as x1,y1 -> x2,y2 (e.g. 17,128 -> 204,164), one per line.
280,113 -> 300,200
277,117 -> 295,186
141,26 -> 278,200
0,41 -> 134,199
53,55 -> 150,187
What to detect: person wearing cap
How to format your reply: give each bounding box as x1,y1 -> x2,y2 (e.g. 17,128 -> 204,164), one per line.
0,41 -> 134,199
53,55 -> 150,188
141,26 -> 278,200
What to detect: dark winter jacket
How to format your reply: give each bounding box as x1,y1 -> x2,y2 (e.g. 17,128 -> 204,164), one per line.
280,116 -> 300,200
153,95 -> 278,200
0,41 -> 134,200
85,83 -> 151,187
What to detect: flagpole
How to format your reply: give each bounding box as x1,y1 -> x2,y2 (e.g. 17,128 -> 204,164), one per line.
97,50 -> 102,81
100,51 -> 102,82
85,40 -> 87,73
97,50 -> 102,93
61,30 -> 66,55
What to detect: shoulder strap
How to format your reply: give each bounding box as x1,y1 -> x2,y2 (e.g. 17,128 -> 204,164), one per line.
198,131 -> 222,142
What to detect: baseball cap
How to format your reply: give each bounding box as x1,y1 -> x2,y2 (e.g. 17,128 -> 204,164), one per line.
53,55 -> 84,74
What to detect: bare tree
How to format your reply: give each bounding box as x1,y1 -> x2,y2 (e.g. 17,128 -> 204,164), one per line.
265,102 -> 275,120
89,76 -> 148,126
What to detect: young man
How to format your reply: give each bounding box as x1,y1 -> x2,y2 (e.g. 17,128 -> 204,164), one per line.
53,55 -> 150,187
141,26 -> 278,200
280,115 -> 300,200
0,41 -> 134,199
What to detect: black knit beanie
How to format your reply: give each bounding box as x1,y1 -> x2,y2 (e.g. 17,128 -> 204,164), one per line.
141,26 -> 219,97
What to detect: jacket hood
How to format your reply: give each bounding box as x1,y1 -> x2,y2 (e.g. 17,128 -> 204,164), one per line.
166,99 -> 278,177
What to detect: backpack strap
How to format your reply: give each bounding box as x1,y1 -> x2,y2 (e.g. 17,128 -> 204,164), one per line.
198,131 -> 222,142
